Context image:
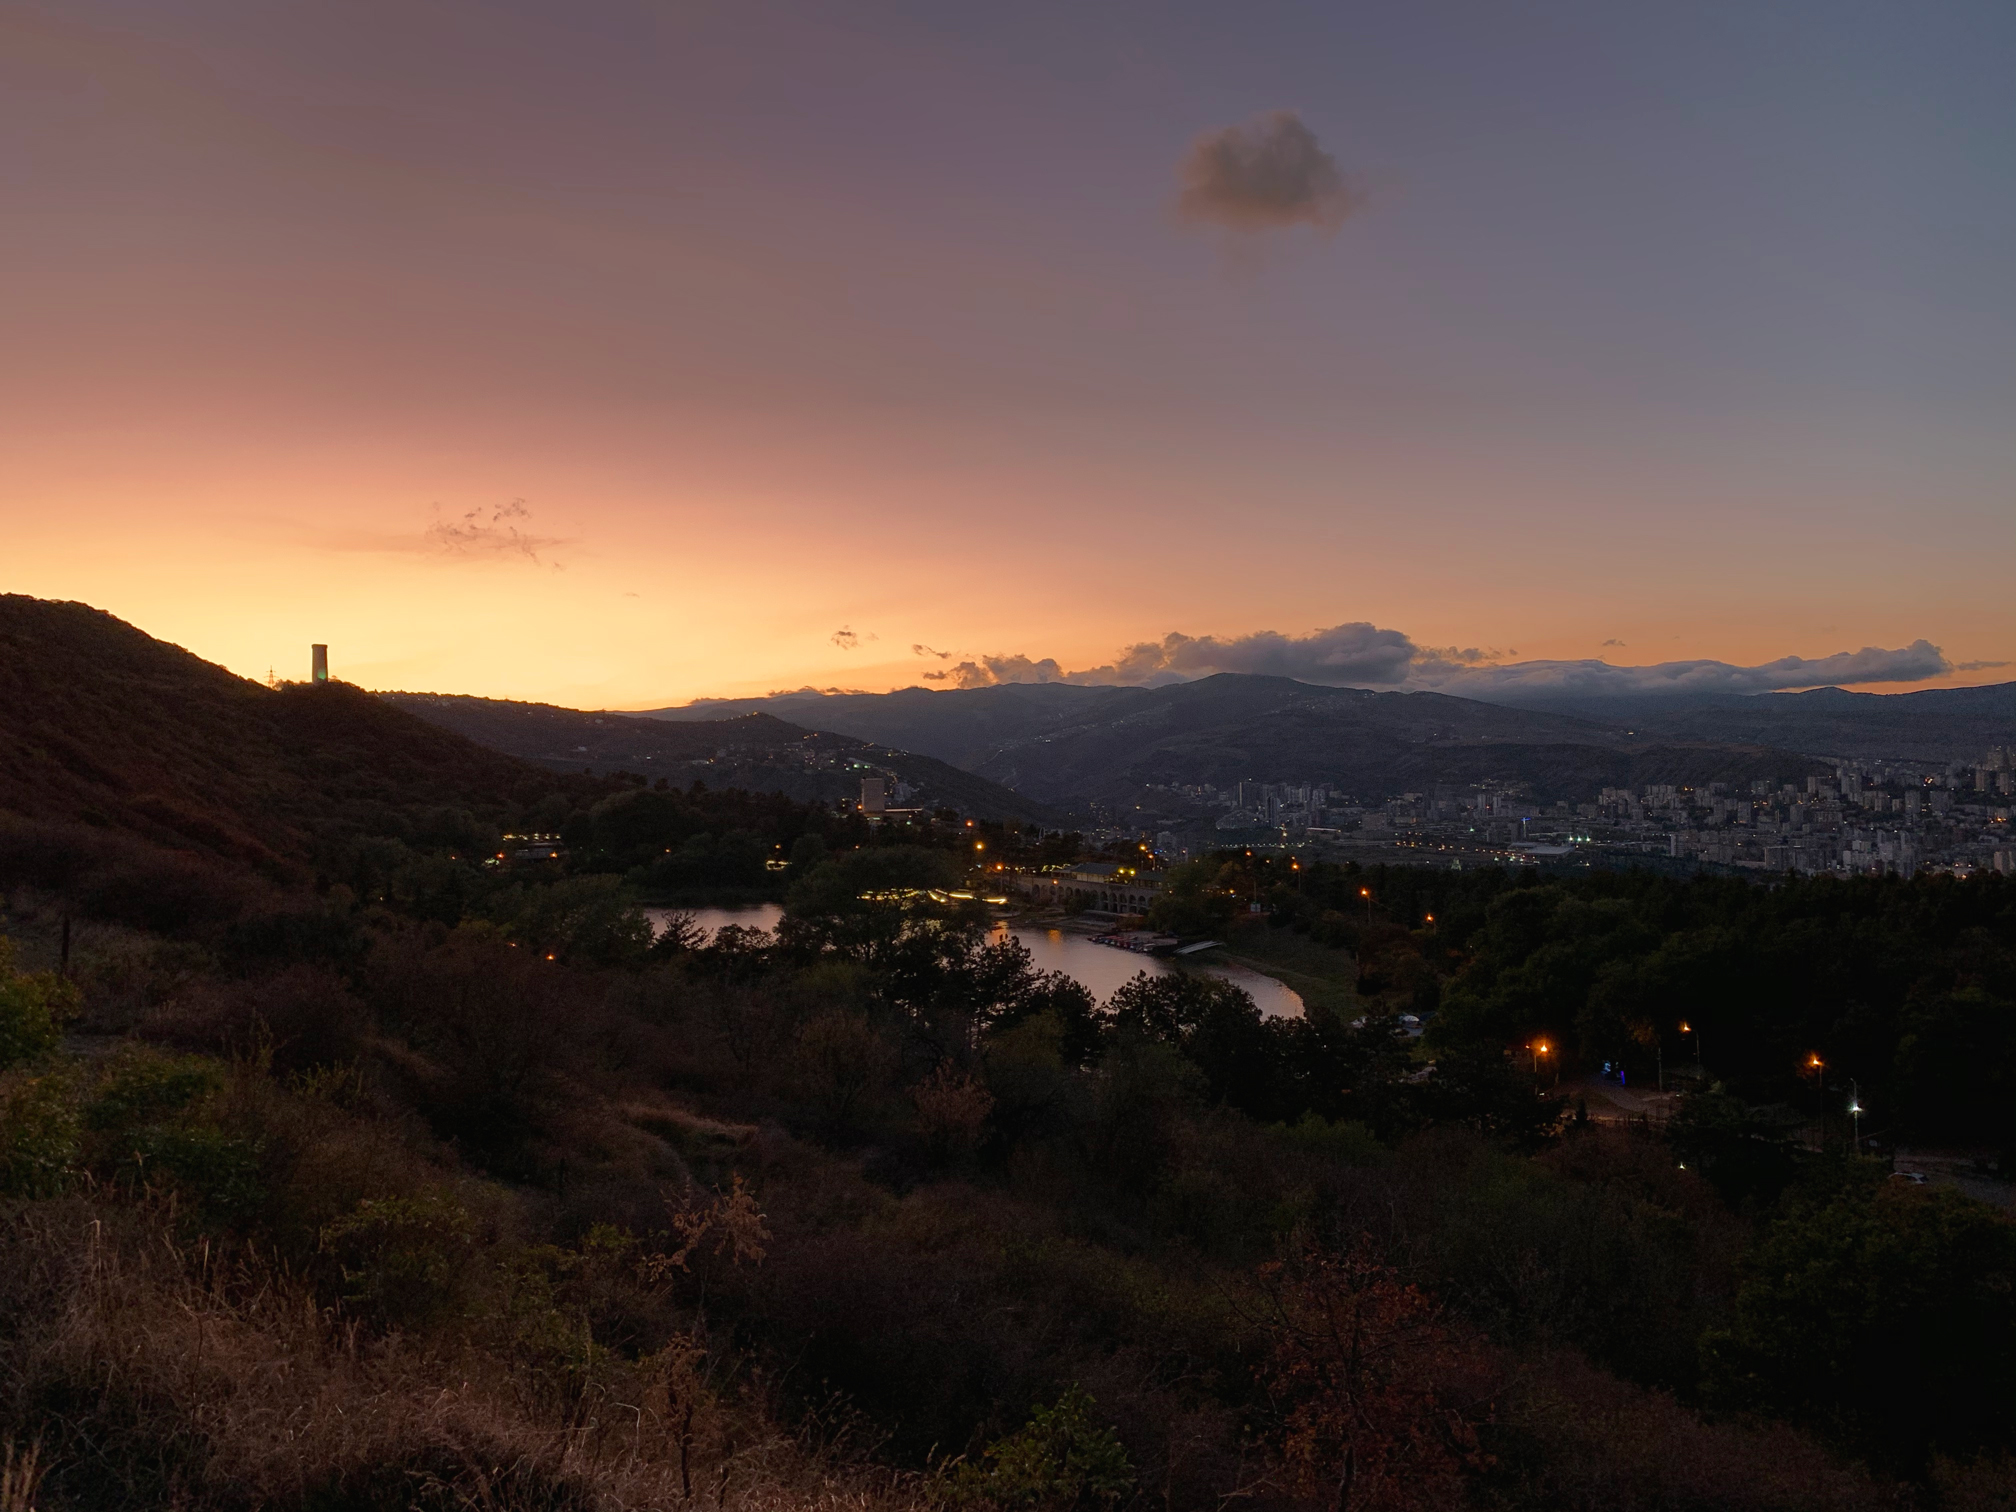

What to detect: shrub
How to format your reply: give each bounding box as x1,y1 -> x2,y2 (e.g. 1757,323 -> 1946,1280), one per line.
0,937 -> 78,1070
0,1068 -> 80,1198
955,1385 -> 1133,1512
914,1063 -> 994,1162
82,1048 -> 266,1224
85,1048 -> 221,1133
320,1189 -> 483,1330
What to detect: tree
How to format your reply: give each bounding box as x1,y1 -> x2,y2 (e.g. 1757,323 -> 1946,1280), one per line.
1106,972 -> 1287,1119
1255,1239 -> 1499,1512
1702,1172 -> 2016,1473
1145,859 -> 1239,938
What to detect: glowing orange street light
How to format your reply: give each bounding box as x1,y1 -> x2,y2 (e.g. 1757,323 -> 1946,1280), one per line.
1808,1055 -> 1826,1149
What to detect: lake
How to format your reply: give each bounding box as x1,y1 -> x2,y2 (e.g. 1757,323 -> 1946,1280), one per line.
644,904 -> 1304,1019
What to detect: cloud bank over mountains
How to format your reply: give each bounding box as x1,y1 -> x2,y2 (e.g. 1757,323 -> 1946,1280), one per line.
917,623 -> 1959,701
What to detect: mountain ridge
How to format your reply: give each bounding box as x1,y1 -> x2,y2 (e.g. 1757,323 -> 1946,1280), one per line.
377,691 -> 1071,827
638,673 -> 1825,807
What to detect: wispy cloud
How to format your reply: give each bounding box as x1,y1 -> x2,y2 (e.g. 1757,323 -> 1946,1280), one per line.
1956,659 -> 2011,672
320,499 -> 569,566
424,499 -> 563,564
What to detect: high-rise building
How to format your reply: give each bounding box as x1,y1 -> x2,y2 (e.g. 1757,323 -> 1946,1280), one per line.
859,776 -> 886,815
311,644 -> 329,683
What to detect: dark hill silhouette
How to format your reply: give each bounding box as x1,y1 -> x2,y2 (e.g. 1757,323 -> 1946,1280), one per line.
379,691 -> 1071,826
0,595 -> 583,874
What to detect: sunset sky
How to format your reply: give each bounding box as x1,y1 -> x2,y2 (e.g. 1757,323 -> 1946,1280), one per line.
6,1 -> 2013,708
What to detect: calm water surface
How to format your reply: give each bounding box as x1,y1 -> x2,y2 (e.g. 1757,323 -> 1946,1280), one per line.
645,906 -> 1303,1019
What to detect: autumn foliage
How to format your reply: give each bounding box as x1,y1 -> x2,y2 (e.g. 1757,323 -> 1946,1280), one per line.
1255,1238 -> 1500,1512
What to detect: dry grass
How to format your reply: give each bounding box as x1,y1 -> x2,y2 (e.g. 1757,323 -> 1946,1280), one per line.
0,1437 -> 43,1512
0,1201 -> 937,1512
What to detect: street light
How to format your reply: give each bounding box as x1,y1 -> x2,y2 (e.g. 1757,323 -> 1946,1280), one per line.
1680,1019 -> 1703,1075
1848,1080 -> 1864,1154
1808,1055 -> 1825,1151
1360,887 -> 1373,925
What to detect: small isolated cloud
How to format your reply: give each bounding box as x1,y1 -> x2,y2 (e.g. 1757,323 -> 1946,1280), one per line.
912,644 -> 951,660
1418,645 -> 1508,667
1176,110 -> 1358,234
424,499 -> 562,565
1956,659 -> 2012,672
1601,638 -> 1626,648
831,627 -> 861,650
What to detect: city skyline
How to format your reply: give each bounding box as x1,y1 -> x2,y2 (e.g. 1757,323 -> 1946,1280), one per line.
6,2 -> 2014,707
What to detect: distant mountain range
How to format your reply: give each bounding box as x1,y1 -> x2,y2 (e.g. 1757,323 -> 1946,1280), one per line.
1501,682 -> 2016,762
644,675 -> 1831,808
378,693 -> 1071,827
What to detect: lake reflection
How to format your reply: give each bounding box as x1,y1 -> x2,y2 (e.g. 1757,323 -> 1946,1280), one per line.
992,925 -> 1304,1020
644,905 -> 1303,1019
